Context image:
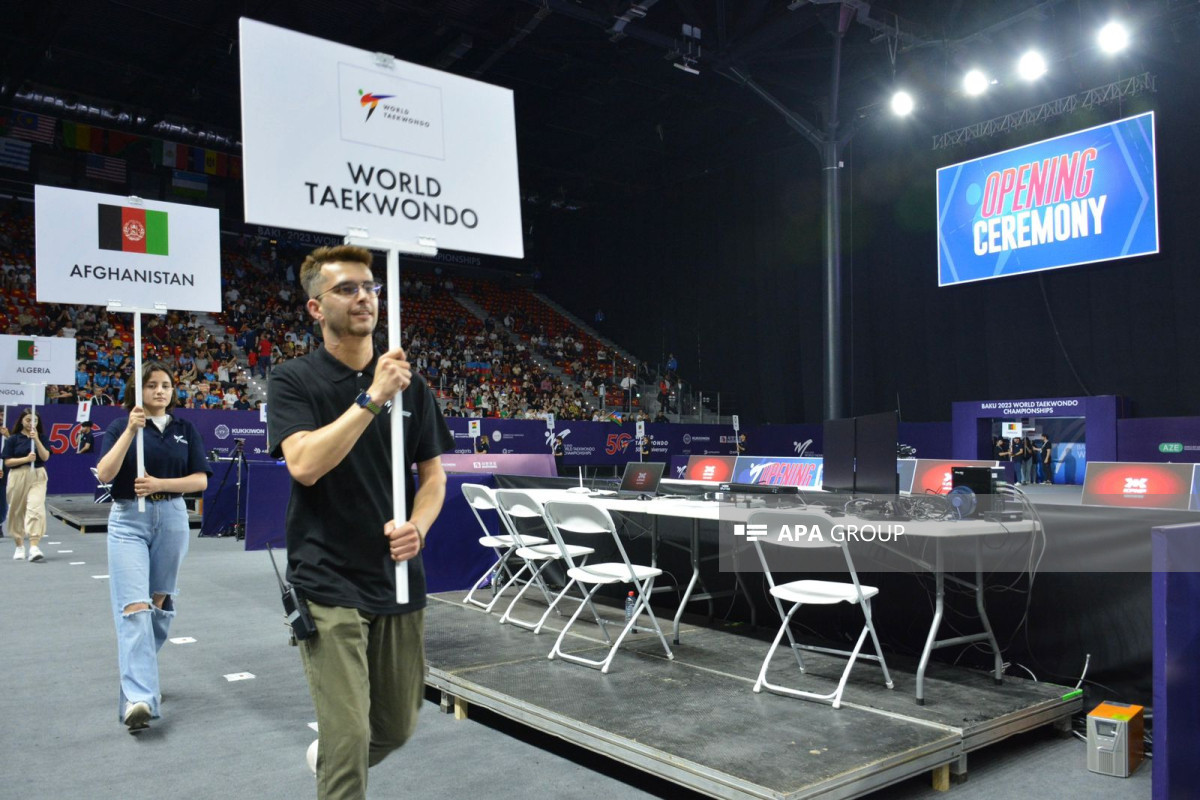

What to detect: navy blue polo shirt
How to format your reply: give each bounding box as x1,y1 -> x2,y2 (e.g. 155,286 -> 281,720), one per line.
2,434 -> 47,469
98,416 -> 211,500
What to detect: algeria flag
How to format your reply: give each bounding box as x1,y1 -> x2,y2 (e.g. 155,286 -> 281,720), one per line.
17,340 -> 46,361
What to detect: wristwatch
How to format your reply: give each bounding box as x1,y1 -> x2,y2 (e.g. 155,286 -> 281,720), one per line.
355,390 -> 382,416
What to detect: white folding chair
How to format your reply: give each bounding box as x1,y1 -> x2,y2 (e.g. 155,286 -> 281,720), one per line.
542,499 -> 674,673
460,483 -> 550,612
493,490 -> 606,634
90,467 -> 113,504
748,510 -> 893,708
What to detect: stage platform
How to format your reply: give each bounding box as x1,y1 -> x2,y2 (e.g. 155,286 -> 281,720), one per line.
46,494 -> 203,533
425,590 -> 1080,800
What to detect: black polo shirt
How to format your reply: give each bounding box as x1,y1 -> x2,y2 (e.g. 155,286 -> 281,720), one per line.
2,433 -> 47,469
267,346 -> 455,615
97,416 -> 212,500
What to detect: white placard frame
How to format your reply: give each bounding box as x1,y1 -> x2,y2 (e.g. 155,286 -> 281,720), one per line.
239,18 -> 523,259
34,186 -> 221,313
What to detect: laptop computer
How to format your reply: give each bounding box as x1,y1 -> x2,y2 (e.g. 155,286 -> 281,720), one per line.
615,461 -> 665,498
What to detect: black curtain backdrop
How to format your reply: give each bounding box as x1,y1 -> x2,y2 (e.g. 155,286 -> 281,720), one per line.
538,38 -> 1198,426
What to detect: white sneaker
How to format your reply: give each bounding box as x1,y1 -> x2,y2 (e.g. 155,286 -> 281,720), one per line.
13,544 -> 25,560
123,701 -> 151,732
27,546 -> 43,562
306,739 -> 319,775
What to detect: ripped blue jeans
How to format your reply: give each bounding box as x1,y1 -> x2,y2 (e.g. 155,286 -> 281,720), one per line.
107,497 -> 190,721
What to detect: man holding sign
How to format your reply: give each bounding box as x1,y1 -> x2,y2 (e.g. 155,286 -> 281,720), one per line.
267,245 -> 453,797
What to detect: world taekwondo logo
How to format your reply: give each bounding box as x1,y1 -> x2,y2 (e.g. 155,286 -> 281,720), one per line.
358,90 -> 394,122
545,428 -> 571,447
339,65 -> 444,159
746,462 -> 770,483
214,424 -> 230,440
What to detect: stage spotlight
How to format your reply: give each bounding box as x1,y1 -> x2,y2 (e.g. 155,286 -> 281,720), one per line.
890,90 -> 914,117
1098,21 -> 1129,54
1017,50 -> 1047,81
963,69 -> 989,96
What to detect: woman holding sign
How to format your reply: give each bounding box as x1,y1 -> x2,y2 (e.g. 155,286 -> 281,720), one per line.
4,410 -> 50,562
96,361 -> 211,732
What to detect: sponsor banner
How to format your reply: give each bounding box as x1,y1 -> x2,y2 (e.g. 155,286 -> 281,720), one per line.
683,456 -> 737,483
438,453 -> 556,477
0,383 -> 46,406
938,112 -> 1158,286
191,412 -> 270,459
671,427 -> 738,458
0,335 -> 76,384
34,185 -> 221,312
443,419 -> 737,464
239,18 -> 523,258
1117,417 -> 1200,464
1082,461 -> 1198,511
732,456 -> 824,488
0,405 -> 268,496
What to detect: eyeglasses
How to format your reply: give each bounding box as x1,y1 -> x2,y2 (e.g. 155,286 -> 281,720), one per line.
314,281 -> 383,300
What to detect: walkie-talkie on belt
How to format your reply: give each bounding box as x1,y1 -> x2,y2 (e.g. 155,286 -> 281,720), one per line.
267,544 -> 317,643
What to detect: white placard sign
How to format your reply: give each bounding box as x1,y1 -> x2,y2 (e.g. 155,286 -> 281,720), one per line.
76,399 -> 92,422
34,186 -> 221,312
0,336 -> 75,385
0,383 -> 45,406
239,18 -> 524,258
468,419 -> 481,439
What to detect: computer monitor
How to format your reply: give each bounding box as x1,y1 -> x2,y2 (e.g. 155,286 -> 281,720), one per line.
620,461 -> 665,495
822,417 -> 856,493
855,410 -> 899,496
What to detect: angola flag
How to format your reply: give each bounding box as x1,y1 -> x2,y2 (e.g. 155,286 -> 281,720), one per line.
97,204 -> 169,255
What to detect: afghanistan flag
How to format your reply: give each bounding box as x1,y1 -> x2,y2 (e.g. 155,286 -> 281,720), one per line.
97,204 -> 169,255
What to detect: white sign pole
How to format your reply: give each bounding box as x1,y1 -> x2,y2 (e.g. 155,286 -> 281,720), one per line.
133,310 -> 146,512
345,232 -> 436,606
386,247 -> 407,604
28,401 -> 35,469
108,302 -> 167,513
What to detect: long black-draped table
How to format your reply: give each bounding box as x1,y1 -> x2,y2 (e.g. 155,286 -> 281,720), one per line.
517,487 -> 1038,704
